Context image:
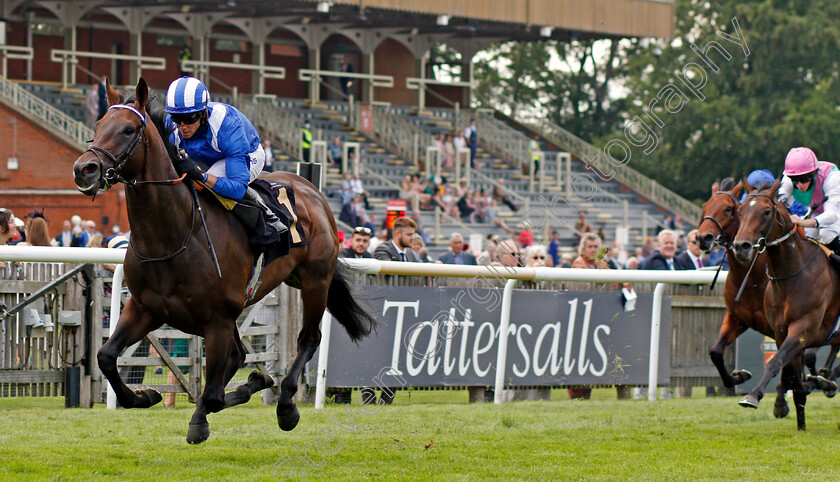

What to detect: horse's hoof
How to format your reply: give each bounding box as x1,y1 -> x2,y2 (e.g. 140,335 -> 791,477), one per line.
818,368 -> 832,378
798,424 -> 807,432
773,402 -> 790,419
249,370 -> 274,390
277,404 -> 300,432
739,395 -> 759,409
187,422 -> 210,444
732,370 -> 752,385
135,389 -> 162,408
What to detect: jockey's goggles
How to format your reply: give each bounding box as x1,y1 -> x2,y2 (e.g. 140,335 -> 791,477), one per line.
790,172 -> 816,184
171,111 -> 203,126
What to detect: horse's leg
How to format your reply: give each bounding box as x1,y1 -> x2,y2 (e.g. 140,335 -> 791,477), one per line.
710,314 -> 751,387
97,299 -> 164,408
739,323 -> 811,409
818,344 -> 840,378
773,382 -> 790,418
224,326 -> 274,408
781,359 -> 810,431
277,280 -> 328,431
804,347 -> 818,376
187,323 -> 236,444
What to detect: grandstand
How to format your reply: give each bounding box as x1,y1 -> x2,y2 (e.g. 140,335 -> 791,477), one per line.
0,0 -> 687,260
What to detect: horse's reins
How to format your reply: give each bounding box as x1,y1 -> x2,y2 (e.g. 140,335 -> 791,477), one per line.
86,103 -> 221,277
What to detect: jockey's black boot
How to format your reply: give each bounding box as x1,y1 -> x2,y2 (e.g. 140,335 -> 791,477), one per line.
827,237 -> 840,256
243,187 -> 288,236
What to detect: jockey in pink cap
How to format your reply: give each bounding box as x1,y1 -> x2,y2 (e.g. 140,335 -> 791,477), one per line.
778,146 -> 840,251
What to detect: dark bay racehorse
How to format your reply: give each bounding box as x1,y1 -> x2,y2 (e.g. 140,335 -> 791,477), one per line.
732,179 -> 840,430
73,78 -> 376,444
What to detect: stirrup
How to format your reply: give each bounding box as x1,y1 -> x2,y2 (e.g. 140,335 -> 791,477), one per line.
268,216 -> 289,236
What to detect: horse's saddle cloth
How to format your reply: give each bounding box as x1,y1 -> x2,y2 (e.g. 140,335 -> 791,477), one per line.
211,179 -> 307,264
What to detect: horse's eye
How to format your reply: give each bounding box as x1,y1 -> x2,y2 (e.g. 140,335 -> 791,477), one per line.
123,126 -> 135,136
724,206 -> 732,214
764,208 -> 772,216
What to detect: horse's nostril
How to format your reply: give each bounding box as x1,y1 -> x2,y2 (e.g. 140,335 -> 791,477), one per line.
82,163 -> 98,175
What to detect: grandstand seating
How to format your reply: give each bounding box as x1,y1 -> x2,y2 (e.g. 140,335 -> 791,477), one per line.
11,80 -> 673,262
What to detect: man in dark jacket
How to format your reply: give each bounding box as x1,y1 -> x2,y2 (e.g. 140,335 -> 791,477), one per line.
373,217 -> 419,262
339,227 -> 373,259
438,233 -> 477,265
674,229 -> 708,270
643,229 -> 678,270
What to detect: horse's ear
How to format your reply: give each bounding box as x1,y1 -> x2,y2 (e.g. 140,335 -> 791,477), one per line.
740,176 -> 753,194
105,77 -> 121,106
731,179 -> 744,199
135,77 -> 148,110
769,178 -> 782,197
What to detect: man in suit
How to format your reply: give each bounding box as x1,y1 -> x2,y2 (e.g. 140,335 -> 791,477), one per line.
643,229 -> 678,270
675,229 -> 708,270
438,233 -> 477,265
373,217 -> 419,262
339,226 -> 373,259
55,220 -> 72,247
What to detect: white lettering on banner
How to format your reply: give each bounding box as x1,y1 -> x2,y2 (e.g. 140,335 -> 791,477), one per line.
512,324 -> 532,377
578,299 -> 593,375
472,322 -> 495,377
563,298 -> 579,374
591,325 -> 610,376
383,300 -> 419,376
383,296 -> 614,380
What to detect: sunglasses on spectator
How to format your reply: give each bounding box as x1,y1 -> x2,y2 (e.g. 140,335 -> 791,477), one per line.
790,174 -> 814,184
353,226 -> 372,235
171,111 -> 203,126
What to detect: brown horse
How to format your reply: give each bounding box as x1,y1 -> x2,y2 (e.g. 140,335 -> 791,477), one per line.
732,179 -> 840,430
72,78 -> 376,444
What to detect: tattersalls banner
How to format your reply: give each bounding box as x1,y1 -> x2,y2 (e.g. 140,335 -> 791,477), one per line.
313,286 -> 670,388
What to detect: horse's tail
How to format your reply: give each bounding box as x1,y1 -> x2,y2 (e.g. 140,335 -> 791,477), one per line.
327,260 -> 377,342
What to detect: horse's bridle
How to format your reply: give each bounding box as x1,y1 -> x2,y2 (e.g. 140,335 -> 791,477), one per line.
701,190 -> 741,250
83,103 -> 199,264
743,192 -> 797,254
84,104 -> 148,190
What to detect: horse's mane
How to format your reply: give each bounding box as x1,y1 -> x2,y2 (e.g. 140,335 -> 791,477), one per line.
123,90 -> 179,164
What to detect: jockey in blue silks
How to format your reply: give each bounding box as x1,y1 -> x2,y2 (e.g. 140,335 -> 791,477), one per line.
164,76 -> 287,235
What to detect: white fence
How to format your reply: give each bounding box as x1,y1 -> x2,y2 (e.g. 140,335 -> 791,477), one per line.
0,247 -> 729,407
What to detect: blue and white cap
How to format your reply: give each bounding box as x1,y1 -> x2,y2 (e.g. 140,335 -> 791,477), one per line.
164,76 -> 210,114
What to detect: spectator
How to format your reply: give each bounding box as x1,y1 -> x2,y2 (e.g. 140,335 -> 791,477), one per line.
339,227 -> 373,259
262,140 -> 275,173
559,253 -> 574,268
70,215 -> 89,247
626,256 -> 641,270
524,244 -> 548,267
368,228 -> 388,254
86,233 -> 104,248
482,196 -> 515,234
464,118 -> 478,167
373,217 -> 419,263
84,220 -> 102,238
301,121 -> 312,162
570,233 -> 630,399
339,56 -> 354,97
442,134 -> 455,169
492,178 -> 519,212
518,229 -> 534,249
350,174 -> 371,210
339,194 -> 363,227
548,231 -> 561,267
411,234 -> 433,263
0,209 -> 19,246
55,220 -> 73,247
643,229 -> 679,270
457,184 -> 477,223
177,44 -> 191,77
103,235 -> 129,272
328,137 -> 342,170
478,234 -> 500,265
528,135 -> 541,176
675,229 -> 708,270
439,233 -> 477,265
490,239 -> 521,267
575,211 -> 593,242
21,217 -> 50,246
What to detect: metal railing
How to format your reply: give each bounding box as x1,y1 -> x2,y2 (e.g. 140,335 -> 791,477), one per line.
299,68 -> 393,104
0,46 -> 33,78
180,59 -> 284,98
364,103 -> 437,170
520,118 -> 702,223
50,50 -> 166,89
460,108 -> 531,171
238,95 -> 314,161
0,76 -> 92,149
469,168 -> 530,214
